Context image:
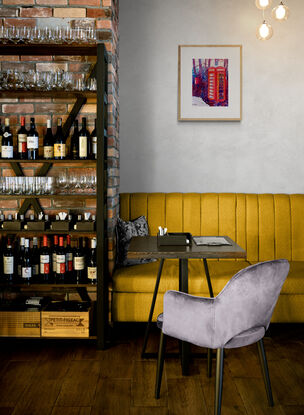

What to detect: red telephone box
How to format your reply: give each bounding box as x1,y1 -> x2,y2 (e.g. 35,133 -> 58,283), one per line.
207,66 -> 227,104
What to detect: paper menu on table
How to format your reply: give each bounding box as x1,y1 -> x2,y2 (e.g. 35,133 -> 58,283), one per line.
193,236 -> 232,246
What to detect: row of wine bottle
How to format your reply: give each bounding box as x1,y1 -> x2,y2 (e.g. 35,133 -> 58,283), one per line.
0,116 -> 98,160
2,236 -> 97,285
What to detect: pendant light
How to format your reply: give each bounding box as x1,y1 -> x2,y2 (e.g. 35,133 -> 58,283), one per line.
256,20 -> 273,40
255,0 -> 272,10
272,1 -> 289,21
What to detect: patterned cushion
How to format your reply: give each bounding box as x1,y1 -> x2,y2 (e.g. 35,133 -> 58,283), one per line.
116,216 -> 155,266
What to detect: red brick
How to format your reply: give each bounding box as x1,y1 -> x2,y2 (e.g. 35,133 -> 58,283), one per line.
36,62 -> 68,72
21,55 -> 52,61
87,8 -> 110,18
70,19 -> 95,29
53,198 -> 85,208
53,8 -> 85,18
102,0 -> 112,6
0,7 -> 19,17
20,7 -> 52,17
0,200 -> 18,208
54,55 -> 84,62
39,199 -> 52,208
0,55 -> 19,62
20,98 -> 52,103
96,20 -> 112,30
4,18 -> 36,27
36,0 -> 67,4
2,62 -> 35,72
68,63 -> 91,72
70,0 -> 100,5
85,199 -> 97,208
2,169 -> 15,177
2,104 -> 34,114
33,104 -> 67,113
3,0 -> 33,4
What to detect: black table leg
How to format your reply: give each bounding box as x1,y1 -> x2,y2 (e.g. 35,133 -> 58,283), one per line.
179,258 -> 190,375
141,258 -> 165,358
203,258 -> 214,298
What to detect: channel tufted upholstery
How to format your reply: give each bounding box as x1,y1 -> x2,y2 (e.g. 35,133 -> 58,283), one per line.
112,193 -> 304,322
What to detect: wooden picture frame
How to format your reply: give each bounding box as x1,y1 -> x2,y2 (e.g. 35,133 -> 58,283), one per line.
178,45 -> 242,121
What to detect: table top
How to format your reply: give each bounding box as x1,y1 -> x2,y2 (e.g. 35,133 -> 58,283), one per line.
128,236 -> 246,260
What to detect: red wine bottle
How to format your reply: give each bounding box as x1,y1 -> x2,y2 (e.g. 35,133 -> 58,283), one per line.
3,237 -> 14,283
43,119 -> 54,159
65,235 -> 73,282
40,235 -> 51,283
56,236 -> 66,283
73,237 -> 85,283
91,118 -> 97,160
70,120 -> 79,160
22,238 -> 32,284
31,237 -> 39,283
17,116 -> 28,160
1,118 -> 14,159
79,117 -> 90,160
27,117 -> 39,160
52,235 -> 58,279
87,237 -> 97,284
54,118 -> 66,160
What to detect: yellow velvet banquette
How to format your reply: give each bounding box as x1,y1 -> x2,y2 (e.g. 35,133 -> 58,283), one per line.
112,193 -> 304,323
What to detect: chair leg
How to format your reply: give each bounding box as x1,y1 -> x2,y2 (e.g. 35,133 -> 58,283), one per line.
257,338 -> 274,406
207,348 -> 212,377
155,331 -> 166,399
215,348 -> 224,415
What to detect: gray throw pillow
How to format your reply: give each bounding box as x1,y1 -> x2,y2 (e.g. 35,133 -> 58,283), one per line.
116,216 -> 155,266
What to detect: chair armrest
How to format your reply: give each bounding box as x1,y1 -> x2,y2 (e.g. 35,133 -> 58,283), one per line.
162,290 -> 215,349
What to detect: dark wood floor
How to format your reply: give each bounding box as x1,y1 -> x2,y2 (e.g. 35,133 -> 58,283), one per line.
0,324 -> 303,415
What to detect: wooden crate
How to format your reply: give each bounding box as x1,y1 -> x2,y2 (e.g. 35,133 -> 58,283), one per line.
41,304 -> 91,338
0,310 -> 41,337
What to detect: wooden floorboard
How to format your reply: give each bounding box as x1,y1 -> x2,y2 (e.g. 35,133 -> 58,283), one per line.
0,324 -> 303,415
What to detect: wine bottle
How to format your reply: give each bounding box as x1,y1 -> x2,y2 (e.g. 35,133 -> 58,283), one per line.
31,237 -> 40,282
40,235 -> 51,283
17,116 -> 28,160
27,117 -> 39,160
53,118 -> 66,160
52,235 -> 58,279
87,237 -> 97,284
65,234 -> 73,282
1,118 -> 14,159
56,236 -> 66,283
79,117 -> 90,160
0,118 -> 3,158
43,119 -> 54,159
70,120 -> 79,160
91,118 -> 97,160
73,237 -> 85,284
17,237 -> 25,281
3,237 -> 14,283
22,238 -> 32,283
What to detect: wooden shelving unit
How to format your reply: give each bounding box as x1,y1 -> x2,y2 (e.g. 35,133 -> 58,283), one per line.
0,43 -> 109,349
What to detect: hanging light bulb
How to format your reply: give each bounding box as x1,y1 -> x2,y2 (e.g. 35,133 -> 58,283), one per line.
256,20 -> 273,40
255,0 -> 272,10
272,1 -> 289,20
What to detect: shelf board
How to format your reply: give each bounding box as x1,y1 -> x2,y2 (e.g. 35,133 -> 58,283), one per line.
0,336 -> 97,340
0,194 -> 96,199
2,159 -> 97,164
0,91 -> 97,99
0,44 -> 98,56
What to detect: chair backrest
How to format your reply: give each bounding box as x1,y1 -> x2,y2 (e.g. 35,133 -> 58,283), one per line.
213,259 -> 290,348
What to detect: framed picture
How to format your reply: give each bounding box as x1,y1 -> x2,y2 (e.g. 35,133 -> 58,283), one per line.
178,45 -> 242,121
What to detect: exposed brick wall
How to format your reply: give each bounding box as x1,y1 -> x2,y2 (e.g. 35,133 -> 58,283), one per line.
0,0 -> 120,273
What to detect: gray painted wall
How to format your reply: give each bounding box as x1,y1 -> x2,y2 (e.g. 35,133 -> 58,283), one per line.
119,0 -> 303,193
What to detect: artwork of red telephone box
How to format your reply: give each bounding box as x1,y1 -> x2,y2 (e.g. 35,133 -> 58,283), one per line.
192,59 -> 228,107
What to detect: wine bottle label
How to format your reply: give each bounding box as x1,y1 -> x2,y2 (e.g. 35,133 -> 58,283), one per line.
44,146 -> 54,159
87,267 -> 97,280
18,134 -> 27,153
40,254 -> 50,274
3,256 -> 14,274
1,145 -> 13,158
66,253 -> 73,271
74,256 -> 85,270
27,136 -> 39,149
32,264 -> 39,276
79,136 -> 87,158
22,267 -> 32,279
56,255 -> 66,274
52,253 -> 57,271
54,143 -> 66,158
3,132 -> 11,138
92,136 -> 97,157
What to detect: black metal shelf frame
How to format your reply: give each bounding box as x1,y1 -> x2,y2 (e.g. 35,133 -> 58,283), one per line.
0,43 -> 108,349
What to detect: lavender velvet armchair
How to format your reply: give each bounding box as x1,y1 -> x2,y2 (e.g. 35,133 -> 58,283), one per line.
155,259 -> 290,415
